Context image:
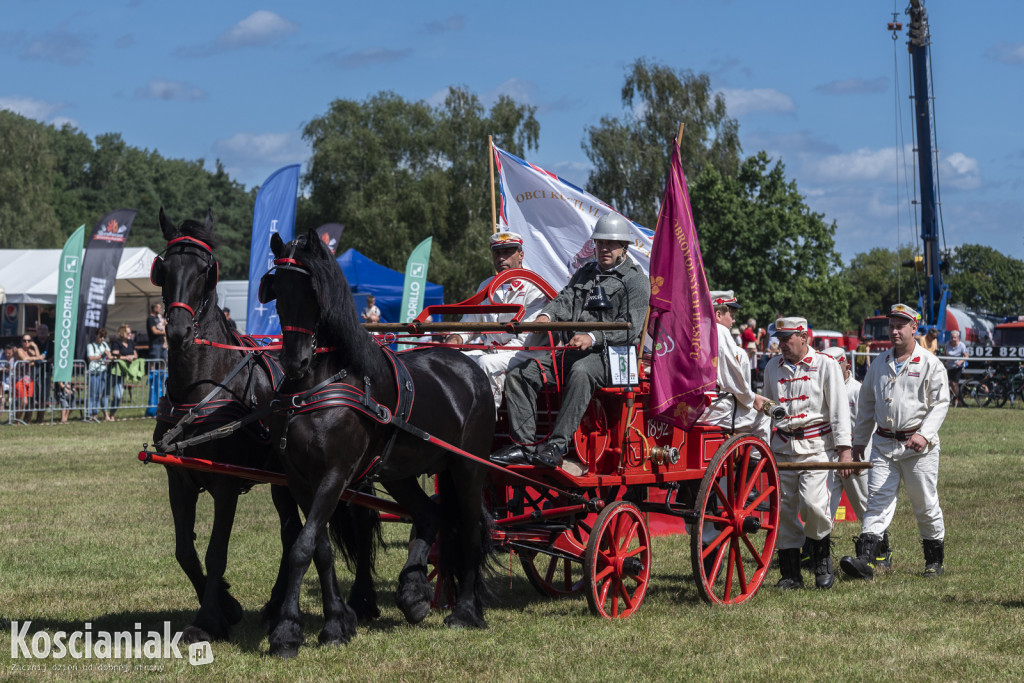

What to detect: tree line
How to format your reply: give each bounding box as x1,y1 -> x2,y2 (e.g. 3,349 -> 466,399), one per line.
1,59 -> 1017,328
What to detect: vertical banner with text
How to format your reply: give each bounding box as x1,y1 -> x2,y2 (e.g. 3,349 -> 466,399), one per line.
399,237 -> 433,348
315,223 -> 345,255
75,210 -> 137,359
247,164 -> 299,336
54,225 -> 85,383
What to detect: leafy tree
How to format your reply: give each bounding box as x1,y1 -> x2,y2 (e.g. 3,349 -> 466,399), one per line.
0,111 -> 62,248
583,58 -> 741,228
691,153 -> 852,330
301,87 -> 539,301
843,245 -> 921,327
946,244 -> 1024,317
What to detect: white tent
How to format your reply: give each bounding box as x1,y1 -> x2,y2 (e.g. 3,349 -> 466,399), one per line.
0,247 -> 161,305
0,247 -> 161,335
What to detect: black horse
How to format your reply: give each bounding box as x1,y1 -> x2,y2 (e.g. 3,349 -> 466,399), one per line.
260,229 -> 495,657
151,210 -> 380,643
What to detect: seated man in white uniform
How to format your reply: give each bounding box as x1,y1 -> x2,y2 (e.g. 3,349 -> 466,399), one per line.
444,231 -> 548,412
699,290 -> 770,441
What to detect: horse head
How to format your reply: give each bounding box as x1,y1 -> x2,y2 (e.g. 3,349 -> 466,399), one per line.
153,207 -> 220,350
263,229 -> 336,381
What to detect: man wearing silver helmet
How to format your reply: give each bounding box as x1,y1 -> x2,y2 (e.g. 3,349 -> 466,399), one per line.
493,213 -> 650,468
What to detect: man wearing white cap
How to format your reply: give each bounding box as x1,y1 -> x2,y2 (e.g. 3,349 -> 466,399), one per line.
763,316 -> 851,590
445,231 -> 548,411
841,303 -> 950,580
699,291 -> 770,441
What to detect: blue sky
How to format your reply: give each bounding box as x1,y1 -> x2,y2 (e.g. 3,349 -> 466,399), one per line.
3,1 -> 1023,264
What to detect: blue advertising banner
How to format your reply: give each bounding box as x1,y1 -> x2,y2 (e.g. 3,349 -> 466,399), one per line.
246,164 -> 299,335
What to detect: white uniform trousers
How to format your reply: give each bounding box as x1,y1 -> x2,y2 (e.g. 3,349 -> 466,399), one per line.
463,349 -> 541,412
827,457 -> 869,522
777,451 -> 833,550
861,446 -> 944,541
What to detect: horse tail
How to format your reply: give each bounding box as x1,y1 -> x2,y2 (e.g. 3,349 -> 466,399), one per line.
436,470 -> 496,607
328,483 -> 384,572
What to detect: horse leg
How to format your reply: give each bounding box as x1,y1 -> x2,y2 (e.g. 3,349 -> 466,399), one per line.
441,467 -> 490,629
384,478 -> 440,625
269,473 -> 354,658
166,471 -> 207,617
184,483 -> 241,643
329,500 -> 381,621
311,526 -> 356,647
263,484 -> 304,630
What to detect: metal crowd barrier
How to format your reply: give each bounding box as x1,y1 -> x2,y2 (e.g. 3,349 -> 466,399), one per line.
2,358 -> 166,425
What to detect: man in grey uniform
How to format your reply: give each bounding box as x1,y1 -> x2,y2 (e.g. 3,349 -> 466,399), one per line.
841,303 -> 950,580
492,213 -> 650,468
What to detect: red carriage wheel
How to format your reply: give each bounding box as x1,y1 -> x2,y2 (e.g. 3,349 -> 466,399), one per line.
583,501 -> 651,619
519,525 -> 590,597
690,434 -> 780,606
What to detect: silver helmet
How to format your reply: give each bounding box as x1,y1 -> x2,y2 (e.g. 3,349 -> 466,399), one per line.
591,213 -> 633,243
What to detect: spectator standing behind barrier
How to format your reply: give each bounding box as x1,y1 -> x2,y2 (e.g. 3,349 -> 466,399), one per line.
108,324 -> 137,418
840,303 -> 950,580
361,295 -> 381,324
86,328 -> 113,422
1,344 -> 14,413
13,333 -> 41,423
763,316 -> 851,591
147,303 -> 167,361
223,308 -> 239,333
32,323 -> 54,423
944,330 -> 968,406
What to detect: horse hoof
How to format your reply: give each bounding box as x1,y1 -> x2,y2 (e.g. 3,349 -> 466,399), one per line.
444,606 -> 487,630
348,593 -> 381,622
269,620 -> 304,658
395,582 -> 432,625
181,625 -> 216,645
220,593 -> 244,626
318,622 -> 354,647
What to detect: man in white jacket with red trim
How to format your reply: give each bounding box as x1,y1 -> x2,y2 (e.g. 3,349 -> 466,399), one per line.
763,316 -> 851,590
699,290 -> 770,441
445,232 -> 548,412
840,303 -> 950,580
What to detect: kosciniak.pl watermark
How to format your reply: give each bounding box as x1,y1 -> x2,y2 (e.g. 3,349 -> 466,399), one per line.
9,621 -> 213,666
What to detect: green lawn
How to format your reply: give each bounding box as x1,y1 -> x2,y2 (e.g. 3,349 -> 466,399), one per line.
1,409 -> 1022,681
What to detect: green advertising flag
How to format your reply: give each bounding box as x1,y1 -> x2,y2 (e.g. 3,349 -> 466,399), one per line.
54,225 -> 86,383
398,237 -> 433,348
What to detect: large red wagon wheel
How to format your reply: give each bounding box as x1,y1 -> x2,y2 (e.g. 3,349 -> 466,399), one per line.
518,487 -> 603,597
583,501 -> 651,619
690,434 -> 779,606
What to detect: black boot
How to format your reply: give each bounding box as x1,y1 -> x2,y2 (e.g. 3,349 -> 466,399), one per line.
811,535 -> 835,590
799,537 -> 813,570
775,548 -> 803,590
839,533 -> 881,580
875,530 -> 893,569
922,538 -> 944,578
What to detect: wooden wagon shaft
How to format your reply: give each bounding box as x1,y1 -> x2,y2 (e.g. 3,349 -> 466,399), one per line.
776,461 -> 873,471
362,321 -> 631,333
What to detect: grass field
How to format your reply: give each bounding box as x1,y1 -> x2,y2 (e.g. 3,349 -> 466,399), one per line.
1,409 -> 1022,682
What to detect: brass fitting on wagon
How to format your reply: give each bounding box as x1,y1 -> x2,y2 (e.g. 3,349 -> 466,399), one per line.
649,445 -> 680,465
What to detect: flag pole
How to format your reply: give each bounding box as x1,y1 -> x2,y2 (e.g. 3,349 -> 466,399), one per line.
488,135 -> 498,234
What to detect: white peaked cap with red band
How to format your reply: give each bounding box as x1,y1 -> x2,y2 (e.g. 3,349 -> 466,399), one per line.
821,345 -> 847,363
489,232 -> 524,250
888,303 -> 921,322
774,316 -> 808,336
709,290 -> 741,309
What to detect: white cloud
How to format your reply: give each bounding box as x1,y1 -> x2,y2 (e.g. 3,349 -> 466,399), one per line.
21,24 -> 90,65
985,42 -> 1024,65
212,130 -> 308,164
0,96 -> 66,121
134,79 -> 208,102
718,87 -> 795,116
941,152 -> 981,190
807,146 -> 901,183
179,11 -> 298,57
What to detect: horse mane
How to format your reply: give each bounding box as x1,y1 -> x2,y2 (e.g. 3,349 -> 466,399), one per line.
298,234 -> 389,381
177,218 -> 220,250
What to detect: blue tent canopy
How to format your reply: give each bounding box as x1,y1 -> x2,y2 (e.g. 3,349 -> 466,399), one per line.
336,248 -> 444,323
